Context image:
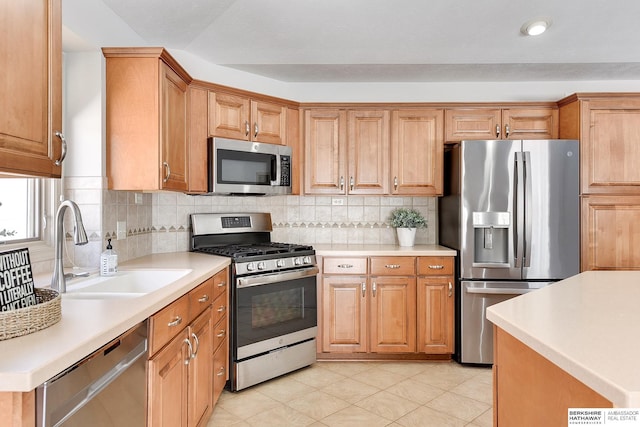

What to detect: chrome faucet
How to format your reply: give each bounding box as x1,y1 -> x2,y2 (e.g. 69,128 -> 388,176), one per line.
51,200 -> 88,293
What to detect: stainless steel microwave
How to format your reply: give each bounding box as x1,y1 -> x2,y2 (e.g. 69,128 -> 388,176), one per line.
208,137 -> 292,195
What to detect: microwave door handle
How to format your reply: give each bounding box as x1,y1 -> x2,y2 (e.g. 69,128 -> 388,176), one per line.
271,155 -> 279,184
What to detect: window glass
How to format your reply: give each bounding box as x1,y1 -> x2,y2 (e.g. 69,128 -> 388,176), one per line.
0,179 -> 40,244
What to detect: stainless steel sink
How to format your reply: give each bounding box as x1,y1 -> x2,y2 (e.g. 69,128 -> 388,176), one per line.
62,269 -> 192,299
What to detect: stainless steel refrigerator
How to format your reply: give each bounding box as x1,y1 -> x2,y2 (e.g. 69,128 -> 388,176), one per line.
439,139 -> 580,365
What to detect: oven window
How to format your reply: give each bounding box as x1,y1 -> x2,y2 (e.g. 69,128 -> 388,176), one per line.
235,274 -> 317,348
217,149 -> 274,185
252,288 -> 303,328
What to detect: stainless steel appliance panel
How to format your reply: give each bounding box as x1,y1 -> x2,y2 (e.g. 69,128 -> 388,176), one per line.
522,140 -> 579,280
460,140 -> 521,280
460,281 -> 549,364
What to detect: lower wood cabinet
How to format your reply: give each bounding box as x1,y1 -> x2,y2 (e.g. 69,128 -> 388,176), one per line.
320,256 -> 453,357
148,268 -> 229,427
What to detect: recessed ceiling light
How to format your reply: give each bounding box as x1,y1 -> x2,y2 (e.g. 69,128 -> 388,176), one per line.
521,19 -> 551,36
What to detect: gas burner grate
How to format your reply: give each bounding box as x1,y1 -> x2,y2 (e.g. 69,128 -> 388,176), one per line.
195,242 -> 313,259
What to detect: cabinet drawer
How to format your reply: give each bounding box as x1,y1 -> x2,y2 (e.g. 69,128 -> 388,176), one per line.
370,257 -> 415,276
212,291 -> 228,327
417,257 -> 454,276
212,315 -> 227,353
213,338 -> 228,405
323,257 -> 367,275
149,294 -> 190,356
188,278 -> 214,322
212,268 -> 229,300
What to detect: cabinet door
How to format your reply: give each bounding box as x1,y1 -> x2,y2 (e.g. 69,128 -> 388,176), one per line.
188,308 -> 213,427
161,62 -> 189,191
580,98 -> 640,194
0,0 -> 62,177
417,277 -> 454,354
251,100 -> 286,144
445,108 -> 501,141
304,109 -> 347,194
347,110 -> 390,195
391,109 -> 444,195
502,108 -> 558,140
208,92 -> 250,140
148,329 -> 190,427
321,276 -> 367,352
581,195 -> 640,271
369,276 -> 416,353
187,85 -> 209,193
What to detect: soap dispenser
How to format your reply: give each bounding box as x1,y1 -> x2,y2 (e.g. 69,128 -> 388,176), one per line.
100,238 -> 118,276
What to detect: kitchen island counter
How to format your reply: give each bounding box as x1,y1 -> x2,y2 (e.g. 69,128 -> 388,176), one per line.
487,271 -> 640,410
0,252 -> 229,392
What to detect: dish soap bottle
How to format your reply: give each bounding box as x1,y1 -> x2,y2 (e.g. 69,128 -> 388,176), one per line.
100,238 -> 118,276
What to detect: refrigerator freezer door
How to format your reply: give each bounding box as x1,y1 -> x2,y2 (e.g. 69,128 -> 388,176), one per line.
460,140 -> 522,280
522,140 -> 580,280
460,280 -> 550,364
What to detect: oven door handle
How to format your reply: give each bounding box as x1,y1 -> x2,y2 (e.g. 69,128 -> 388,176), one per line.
237,266 -> 319,288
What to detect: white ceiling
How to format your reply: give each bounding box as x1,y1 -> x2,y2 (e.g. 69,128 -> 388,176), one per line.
94,0 -> 640,82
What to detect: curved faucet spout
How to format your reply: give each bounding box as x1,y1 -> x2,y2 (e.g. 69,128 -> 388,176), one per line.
51,200 -> 88,293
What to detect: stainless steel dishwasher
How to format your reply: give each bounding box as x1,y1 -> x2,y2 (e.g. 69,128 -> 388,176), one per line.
36,321 -> 148,427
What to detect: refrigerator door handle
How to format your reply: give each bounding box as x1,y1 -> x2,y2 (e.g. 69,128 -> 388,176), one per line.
465,287 -> 538,295
514,152 -> 525,268
523,151 -> 533,268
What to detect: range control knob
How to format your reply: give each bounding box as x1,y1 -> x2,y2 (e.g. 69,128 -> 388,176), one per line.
303,256 -> 312,264
257,261 -> 266,270
294,257 -> 302,265
246,262 -> 256,271
276,259 -> 285,268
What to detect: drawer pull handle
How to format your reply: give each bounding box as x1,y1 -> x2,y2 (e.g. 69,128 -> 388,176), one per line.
167,316 -> 182,327
198,295 -> 210,303
217,305 -> 226,313
217,367 -> 225,376
217,329 -> 226,338
217,281 -> 226,288
385,264 -> 401,269
338,264 -> 354,268
428,265 -> 444,269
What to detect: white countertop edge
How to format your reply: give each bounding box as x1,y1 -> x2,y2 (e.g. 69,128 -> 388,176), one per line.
487,302 -> 637,408
313,244 -> 456,256
0,252 -> 230,392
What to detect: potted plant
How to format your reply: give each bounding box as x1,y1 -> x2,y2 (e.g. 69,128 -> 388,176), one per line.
388,208 -> 427,247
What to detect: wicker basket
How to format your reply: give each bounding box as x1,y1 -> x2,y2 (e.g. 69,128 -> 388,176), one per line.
0,288 -> 61,341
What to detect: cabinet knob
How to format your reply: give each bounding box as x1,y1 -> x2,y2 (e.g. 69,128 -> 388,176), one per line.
394,176 -> 398,190
198,295 -> 209,303
217,367 -> 225,376
495,124 -> 500,138
372,282 -> 377,297
184,338 -> 193,365
217,329 -> 226,338
361,282 -> 366,298
217,281 -> 226,288
385,264 -> 401,269
505,124 -> 510,138
350,176 -> 354,191
191,332 -> 200,359
448,281 -> 453,297
217,305 -> 226,313
254,122 -> 259,138
337,264 -> 354,269
245,120 -> 250,136
428,265 -> 444,270
339,176 -> 344,191
54,131 -> 67,166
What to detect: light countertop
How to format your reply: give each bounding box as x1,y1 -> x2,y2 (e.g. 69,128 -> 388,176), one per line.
487,271 -> 640,407
0,252 -> 229,392
313,244 -> 456,256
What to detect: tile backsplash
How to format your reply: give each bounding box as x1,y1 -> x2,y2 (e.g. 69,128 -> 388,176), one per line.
64,177 -> 437,270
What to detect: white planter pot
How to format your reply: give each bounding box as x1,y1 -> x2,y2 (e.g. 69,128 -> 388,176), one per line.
396,227 -> 417,247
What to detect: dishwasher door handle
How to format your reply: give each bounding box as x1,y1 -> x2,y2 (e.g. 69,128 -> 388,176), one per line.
54,338 -> 148,426
465,287 -> 538,296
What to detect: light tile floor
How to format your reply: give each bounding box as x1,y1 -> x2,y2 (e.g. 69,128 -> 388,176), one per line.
207,361 -> 493,426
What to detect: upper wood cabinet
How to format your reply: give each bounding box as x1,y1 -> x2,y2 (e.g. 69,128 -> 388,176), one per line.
0,0 -> 63,178
208,92 -> 286,145
103,48 -> 191,191
187,84 -> 209,193
391,109 -> 444,196
445,107 -> 558,142
303,109 -> 347,194
560,95 -> 640,195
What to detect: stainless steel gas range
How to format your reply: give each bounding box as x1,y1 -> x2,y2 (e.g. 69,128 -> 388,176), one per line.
190,212 -> 318,391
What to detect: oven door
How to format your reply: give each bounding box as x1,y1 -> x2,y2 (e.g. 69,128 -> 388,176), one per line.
235,266 -> 318,360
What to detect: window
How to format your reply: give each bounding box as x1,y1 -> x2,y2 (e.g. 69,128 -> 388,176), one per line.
0,178 -> 40,244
